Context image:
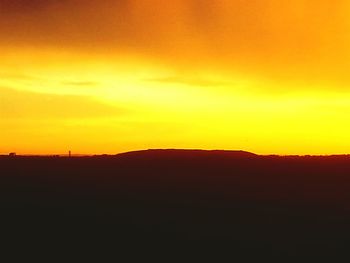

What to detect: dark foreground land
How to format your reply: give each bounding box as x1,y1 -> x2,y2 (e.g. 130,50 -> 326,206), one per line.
1,149 -> 350,259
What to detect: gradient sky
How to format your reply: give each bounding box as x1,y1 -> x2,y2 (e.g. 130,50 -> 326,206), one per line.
1,0 -> 350,155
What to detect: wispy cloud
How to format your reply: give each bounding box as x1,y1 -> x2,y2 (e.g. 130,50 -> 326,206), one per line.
61,81 -> 99,87
0,72 -> 39,81
0,86 -> 124,119
146,76 -> 230,87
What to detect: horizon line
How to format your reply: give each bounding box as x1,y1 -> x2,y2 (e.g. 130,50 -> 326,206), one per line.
2,148 -> 350,157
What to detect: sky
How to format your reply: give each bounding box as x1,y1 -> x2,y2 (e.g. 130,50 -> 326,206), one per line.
1,0 -> 350,155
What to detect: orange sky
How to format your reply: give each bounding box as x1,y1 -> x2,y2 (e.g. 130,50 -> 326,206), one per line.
1,0 -> 350,155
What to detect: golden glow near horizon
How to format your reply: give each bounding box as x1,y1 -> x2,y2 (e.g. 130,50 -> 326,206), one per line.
1,1 -> 350,155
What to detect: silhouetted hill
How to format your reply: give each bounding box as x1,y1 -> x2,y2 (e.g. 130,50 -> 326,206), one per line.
1,150 -> 350,259
115,149 -> 257,163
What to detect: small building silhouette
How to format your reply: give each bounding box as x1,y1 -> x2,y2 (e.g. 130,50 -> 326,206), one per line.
9,152 -> 16,157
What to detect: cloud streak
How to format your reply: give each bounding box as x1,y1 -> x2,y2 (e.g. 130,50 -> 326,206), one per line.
61,81 -> 98,87
0,87 -> 124,119
146,76 -> 230,87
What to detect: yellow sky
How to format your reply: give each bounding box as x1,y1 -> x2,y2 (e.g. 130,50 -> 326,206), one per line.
1,0 -> 350,155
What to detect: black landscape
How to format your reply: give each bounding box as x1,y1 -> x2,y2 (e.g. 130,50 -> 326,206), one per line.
1,149 -> 350,259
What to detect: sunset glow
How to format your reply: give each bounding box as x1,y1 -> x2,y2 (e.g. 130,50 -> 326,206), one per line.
1,1 -> 350,155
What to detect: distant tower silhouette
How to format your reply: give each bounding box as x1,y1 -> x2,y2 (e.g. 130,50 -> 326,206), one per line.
69,150 -> 71,157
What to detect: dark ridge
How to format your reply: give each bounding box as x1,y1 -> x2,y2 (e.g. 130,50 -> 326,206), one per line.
115,148 -> 258,159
